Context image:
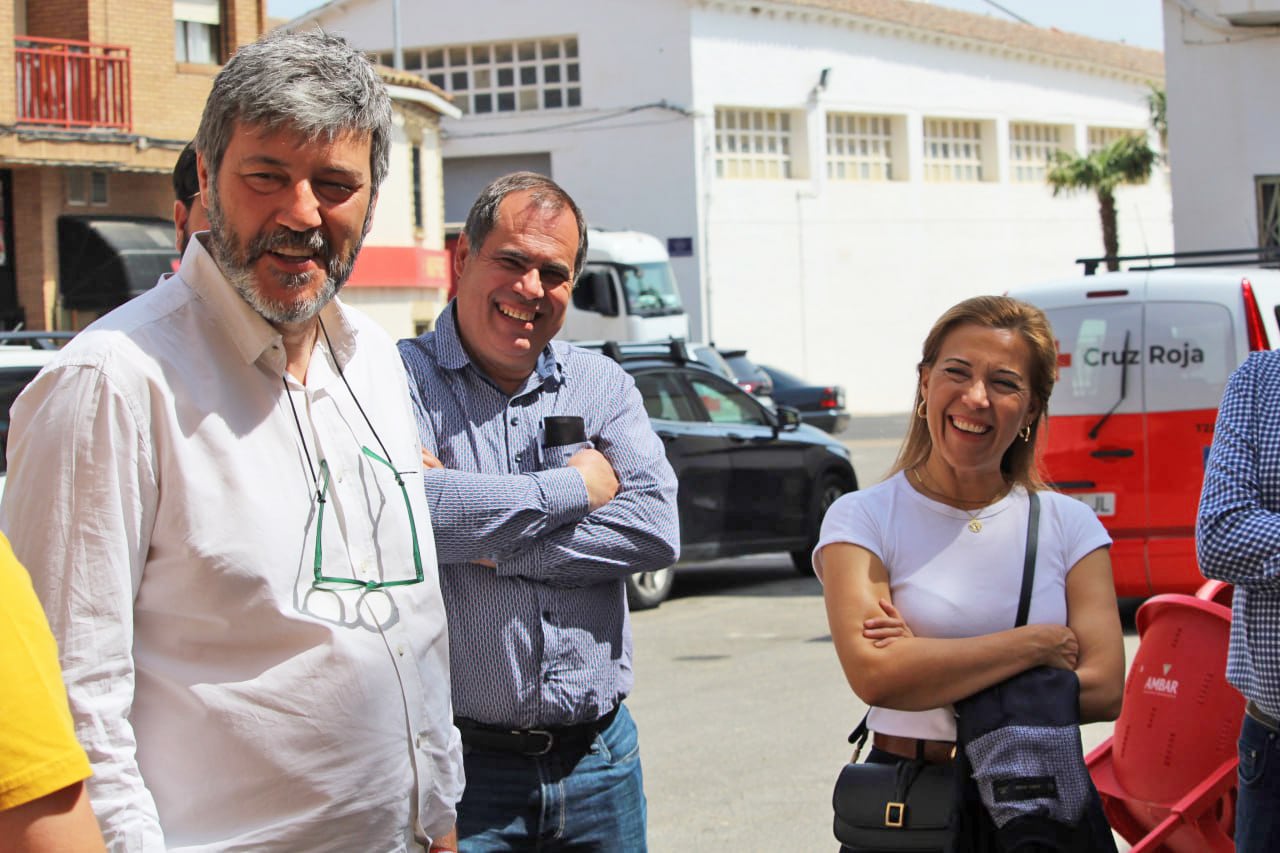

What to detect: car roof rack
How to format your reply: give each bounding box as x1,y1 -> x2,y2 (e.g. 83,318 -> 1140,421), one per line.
1077,247 -> 1280,276
595,337 -> 693,365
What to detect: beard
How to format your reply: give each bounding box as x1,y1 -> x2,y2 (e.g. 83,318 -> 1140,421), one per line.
205,188 -> 362,326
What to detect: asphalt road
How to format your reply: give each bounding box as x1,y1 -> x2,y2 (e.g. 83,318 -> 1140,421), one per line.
627,554 -> 1142,853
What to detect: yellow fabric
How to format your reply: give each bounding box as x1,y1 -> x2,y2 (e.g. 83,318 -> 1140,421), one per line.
0,531 -> 91,810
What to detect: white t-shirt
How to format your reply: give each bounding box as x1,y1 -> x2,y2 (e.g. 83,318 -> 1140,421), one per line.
815,471 -> 1111,741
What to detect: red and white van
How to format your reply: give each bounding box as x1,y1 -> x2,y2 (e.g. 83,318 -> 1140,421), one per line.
1009,264 -> 1280,597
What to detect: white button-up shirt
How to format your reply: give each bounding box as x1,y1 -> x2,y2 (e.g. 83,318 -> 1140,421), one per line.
1,239 -> 463,852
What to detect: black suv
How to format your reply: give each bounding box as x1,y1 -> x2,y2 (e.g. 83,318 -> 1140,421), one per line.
589,340 -> 858,608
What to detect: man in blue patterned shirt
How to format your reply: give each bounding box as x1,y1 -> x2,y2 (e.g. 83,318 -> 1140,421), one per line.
1197,350 -> 1280,852
399,172 -> 679,851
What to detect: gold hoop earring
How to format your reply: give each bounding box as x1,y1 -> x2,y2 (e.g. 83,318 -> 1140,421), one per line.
917,400 -> 927,419
1020,425 -> 1032,443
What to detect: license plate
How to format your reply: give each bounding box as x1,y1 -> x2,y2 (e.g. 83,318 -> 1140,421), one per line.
1069,492 -> 1116,517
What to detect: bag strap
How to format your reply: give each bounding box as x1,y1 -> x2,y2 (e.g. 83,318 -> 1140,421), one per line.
846,489 -> 1042,755
848,712 -> 870,759
1013,491 -> 1041,628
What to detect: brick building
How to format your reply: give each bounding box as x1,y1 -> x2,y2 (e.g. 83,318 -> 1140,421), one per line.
0,0 -> 266,330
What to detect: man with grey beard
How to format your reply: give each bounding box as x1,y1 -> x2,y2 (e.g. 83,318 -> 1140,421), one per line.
0,29 -> 463,852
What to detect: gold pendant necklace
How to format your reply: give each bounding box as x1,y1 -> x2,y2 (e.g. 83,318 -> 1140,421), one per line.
912,467 -> 1005,534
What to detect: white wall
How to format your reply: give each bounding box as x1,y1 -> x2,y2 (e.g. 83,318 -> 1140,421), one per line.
692,6 -> 1171,413
1163,0 -> 1280,251
342,288 -> 448,340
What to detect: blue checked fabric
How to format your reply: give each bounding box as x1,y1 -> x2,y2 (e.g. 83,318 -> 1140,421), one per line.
1198,350 -> 1280,718
398,305 -> 680,728
964,724 -> 1091,828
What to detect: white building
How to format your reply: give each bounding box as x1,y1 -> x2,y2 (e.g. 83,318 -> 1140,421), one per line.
295,0 -> 1170,413
340,67 -> 460,339
1162,0 -> 1280,253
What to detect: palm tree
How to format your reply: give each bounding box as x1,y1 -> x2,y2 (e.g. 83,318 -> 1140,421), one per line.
1147,84 -> 1167,154
1046,134 -> 1157,271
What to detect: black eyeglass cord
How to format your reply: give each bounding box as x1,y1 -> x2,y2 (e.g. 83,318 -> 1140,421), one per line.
283,374 -> 323,504
282,317 -> 405,502
316,318 -> 402,483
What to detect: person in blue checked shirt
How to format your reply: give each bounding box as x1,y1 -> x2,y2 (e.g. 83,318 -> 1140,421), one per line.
1197,350 -> 1280,853
398,171 -> 680,851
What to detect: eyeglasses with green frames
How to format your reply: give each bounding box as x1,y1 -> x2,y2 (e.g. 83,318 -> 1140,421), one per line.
309,448 -> 426,592
286,319 -> 427,593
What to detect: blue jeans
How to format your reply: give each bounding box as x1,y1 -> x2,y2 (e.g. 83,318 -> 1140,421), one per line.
1237,711 -> 1280,853
457,703 -> 647,852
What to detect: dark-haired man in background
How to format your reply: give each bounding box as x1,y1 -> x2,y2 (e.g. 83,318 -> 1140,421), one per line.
170,141 -> 208,253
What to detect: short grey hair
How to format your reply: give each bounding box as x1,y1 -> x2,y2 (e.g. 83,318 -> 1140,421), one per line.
464,172 -> 588,280
194,28 -> 392,198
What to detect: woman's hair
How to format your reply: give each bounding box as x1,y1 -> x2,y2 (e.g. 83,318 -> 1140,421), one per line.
888,295 -> 1057,492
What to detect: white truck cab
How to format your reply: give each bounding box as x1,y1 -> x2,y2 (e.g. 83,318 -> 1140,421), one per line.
561,228 -> 689,342
1009,254 -> 1280,597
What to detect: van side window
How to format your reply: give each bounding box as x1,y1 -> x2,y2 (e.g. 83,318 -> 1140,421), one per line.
1144,302 -> 1235,412
1046,304 -> 1144,417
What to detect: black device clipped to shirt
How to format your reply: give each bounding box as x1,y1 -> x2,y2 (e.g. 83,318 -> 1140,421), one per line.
540,416 -> 590,468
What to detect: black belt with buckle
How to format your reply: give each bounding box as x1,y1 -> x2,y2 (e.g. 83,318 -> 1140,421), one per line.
1247,700 -> 1280,734
456,705 -> 620,757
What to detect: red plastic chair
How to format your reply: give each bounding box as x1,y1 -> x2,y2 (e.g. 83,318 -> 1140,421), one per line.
1084,581 -> 1244,852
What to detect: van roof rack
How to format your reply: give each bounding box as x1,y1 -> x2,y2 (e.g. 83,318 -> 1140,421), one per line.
1077,247 -> 1280,276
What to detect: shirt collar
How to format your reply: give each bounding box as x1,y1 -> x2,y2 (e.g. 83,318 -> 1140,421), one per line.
180,235 -> 358,376
434,301 -> 566,394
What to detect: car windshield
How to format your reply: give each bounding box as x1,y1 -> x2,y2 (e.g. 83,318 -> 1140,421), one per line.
0,366 -> 44,475
617,262 -> 683,317
762,364 -> 806,389
723,355 -> 762,381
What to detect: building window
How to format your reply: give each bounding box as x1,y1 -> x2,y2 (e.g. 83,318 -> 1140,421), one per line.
1257,176 -> 1280,250
67,170 -> 108,206
1009,122 -> 1070,183
715,108 -> 793,179
1087,126 -> 1141,154
174,0 -> 221,64
826,113 -> 894,181
923,119 -> 985,182
411,145 -> 424,230
389,37 -> 580,115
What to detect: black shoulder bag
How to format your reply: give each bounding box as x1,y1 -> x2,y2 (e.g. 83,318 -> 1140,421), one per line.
830,493 -> 1043,852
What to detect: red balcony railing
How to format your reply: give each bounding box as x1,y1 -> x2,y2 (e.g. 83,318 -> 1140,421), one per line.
15,36 -> 132,131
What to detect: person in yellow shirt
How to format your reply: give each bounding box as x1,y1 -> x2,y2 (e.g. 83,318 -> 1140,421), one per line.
0,532 -> 104,852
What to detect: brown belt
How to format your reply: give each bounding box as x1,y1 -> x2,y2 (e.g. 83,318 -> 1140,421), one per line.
873,732 -> 957,764
1247,700 -> 1280,734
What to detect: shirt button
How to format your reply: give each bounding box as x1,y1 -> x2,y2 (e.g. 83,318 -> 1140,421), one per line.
542,672 -> 553,683
396,644 -> 406,656
510,416 -> 518,426
415,734 -> 423,748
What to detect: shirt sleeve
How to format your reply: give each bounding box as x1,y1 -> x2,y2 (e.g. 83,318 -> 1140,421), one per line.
0,360 -> 165,851
813,490 -> 884,583
495,368 -> 680,587
1057,493 -> 1113,572
1197,353 -> 1280,590
402,352 -> 593,564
